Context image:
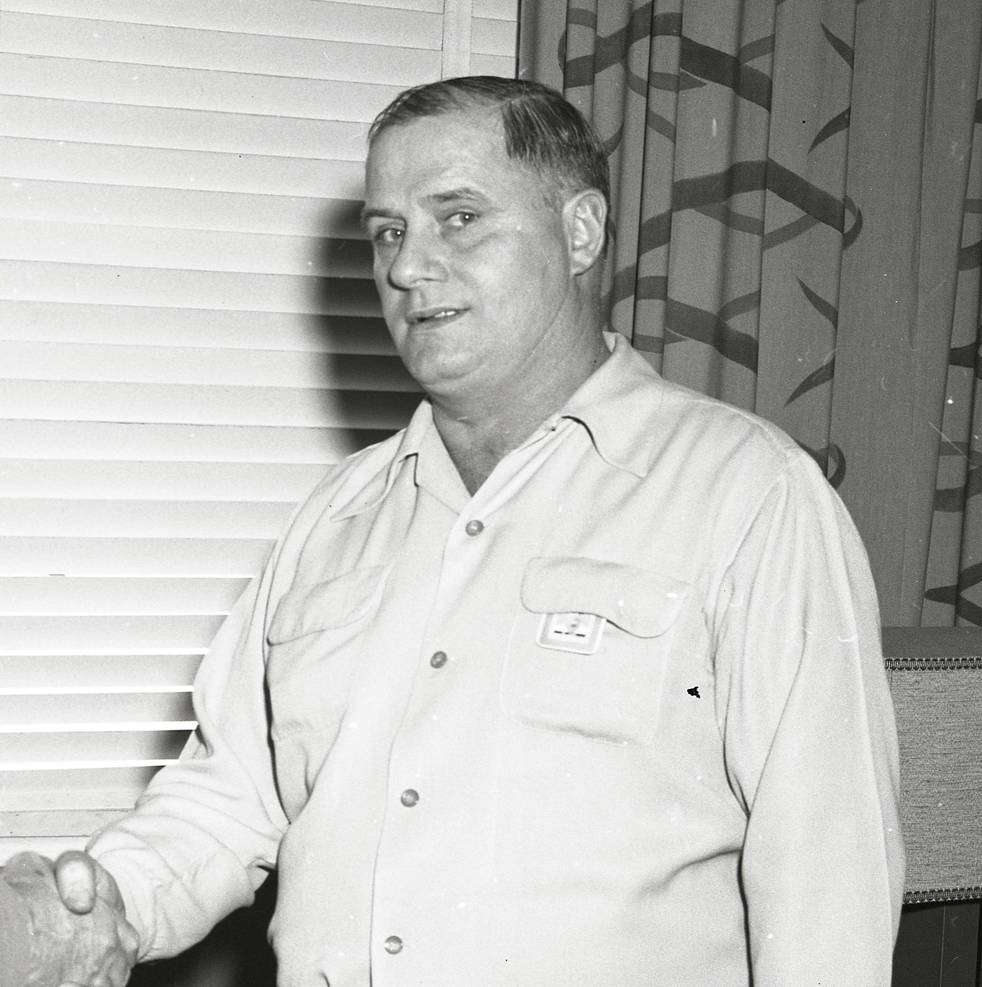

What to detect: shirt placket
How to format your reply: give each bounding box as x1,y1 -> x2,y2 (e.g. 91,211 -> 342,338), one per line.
369,425 -> 582,979
369,494 -> 509,982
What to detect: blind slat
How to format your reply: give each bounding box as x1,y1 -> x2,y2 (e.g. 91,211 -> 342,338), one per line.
0,180 -> 363,239
0,302 -> 394,354
472,15 -> 518,55
0,765 -> 160,807
1,95 -> 372,158
1,13 -> 441,85
475,0 -> 516,17
1,537 -> 272,577
0,137 -> 366,197
1,261 -> 381,315
0,382 -> 420,429
0,731 -> 190,765
471,52 -> 517,77
3,221 -> 372,278
1,809 -> 130,839
0,693 -> 193,727
1,344 -> 416,391
0,461 -> 327,501
0,655 -> 203,690
0,53 -> 405,124
0,421 -> 389,465
0,615 -> 225,651
334,0 -> 441,9
2,3 -> 444,50
0,500 -> 294,539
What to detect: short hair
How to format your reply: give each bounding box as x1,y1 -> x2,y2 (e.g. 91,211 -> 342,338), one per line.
368,76 -> 610,211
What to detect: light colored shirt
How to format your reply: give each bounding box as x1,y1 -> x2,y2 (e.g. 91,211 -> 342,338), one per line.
90,333 -> 904,986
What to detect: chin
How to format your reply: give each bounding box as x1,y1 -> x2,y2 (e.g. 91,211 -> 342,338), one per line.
412,357 -> 479,394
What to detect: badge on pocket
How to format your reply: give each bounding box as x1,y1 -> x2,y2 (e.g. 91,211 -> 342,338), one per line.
536,611 -> 606,655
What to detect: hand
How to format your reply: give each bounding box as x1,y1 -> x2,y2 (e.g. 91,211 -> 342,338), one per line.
2,851 -> 139,987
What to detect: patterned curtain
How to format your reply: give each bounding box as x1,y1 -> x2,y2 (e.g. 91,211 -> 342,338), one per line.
519,0 -> 982,627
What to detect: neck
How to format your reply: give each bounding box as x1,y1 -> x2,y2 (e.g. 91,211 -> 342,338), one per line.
432,329 -> 610,495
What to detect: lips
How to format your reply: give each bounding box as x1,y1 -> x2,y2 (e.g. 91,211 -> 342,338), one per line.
408,306 -> 466,325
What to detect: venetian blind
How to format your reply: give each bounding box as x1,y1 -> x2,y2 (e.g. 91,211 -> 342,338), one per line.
0,0 -> 518,860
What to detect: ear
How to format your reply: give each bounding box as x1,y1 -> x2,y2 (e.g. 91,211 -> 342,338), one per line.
564,189 -> 608,275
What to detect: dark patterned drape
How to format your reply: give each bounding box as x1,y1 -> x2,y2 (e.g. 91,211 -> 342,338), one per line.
519,0 -> 982,627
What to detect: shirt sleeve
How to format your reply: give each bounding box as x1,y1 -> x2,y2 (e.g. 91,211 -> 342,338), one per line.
0,879 -> 34,987
713,453 -> 905,985
87,559 -> 289,961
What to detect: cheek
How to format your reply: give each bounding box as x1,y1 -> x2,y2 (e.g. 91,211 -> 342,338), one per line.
372,273 -> 401,313
498,248 -> 564,309
481,238 -> 550,286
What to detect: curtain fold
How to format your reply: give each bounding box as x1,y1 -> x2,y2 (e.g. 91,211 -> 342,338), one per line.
518,0 -> 982,627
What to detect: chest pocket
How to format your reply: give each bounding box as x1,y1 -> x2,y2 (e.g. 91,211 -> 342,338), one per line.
266,565 -> 389,818
267,564 -> 390,737
501,556 -> 688,745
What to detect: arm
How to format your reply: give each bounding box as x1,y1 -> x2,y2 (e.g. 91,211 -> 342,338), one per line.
86,563 -> 289,961
714,455 -> 904,985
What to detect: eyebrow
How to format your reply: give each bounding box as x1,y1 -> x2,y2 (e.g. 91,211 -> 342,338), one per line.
427,186 -> 488,206
360,205 -> 394,229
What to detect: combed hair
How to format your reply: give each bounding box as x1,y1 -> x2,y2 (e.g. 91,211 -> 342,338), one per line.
368,76 -> 611,210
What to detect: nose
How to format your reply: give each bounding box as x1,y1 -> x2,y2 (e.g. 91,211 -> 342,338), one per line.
384,228 -> 445,290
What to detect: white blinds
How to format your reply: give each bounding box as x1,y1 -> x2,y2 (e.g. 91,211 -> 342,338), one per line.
0,0 -> 518,860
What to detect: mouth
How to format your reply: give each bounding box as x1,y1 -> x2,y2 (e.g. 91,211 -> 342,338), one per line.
407,306 -> 467,326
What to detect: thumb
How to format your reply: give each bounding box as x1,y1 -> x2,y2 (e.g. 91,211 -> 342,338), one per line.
53,850 -> 98,914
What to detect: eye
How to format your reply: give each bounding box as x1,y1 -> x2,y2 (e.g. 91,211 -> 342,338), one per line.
447,210 -> 477,229
370,225 -> 404,247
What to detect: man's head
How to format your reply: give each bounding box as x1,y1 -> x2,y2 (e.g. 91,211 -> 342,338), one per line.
362,77 -> 610,416
368,76 -> 610,218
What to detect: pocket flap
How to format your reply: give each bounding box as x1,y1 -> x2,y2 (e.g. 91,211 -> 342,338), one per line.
521,556 -> 688,638
268,564 -> 389,643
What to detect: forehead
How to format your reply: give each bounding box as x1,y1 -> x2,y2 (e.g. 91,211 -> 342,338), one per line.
364,109 -> 537,206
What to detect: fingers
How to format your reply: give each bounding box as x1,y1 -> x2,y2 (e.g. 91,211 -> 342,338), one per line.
3,850 -> 59,892
118,915 -> 141,959
55,850 -> 99,914
104,948 -> 136,986
62,947 -> 133,987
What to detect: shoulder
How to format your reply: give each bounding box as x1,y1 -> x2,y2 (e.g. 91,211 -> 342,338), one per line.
608,343 -> 807,481
621,370 -> 849,572
630,371 -> 822,507
665,378 -> 802,464
299,429 -> 409,514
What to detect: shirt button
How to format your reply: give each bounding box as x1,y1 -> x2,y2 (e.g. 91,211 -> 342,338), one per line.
464,519 -> 484,536
430,650 -> 448,669
384,935 -> 403,955
400,789 -> 419,807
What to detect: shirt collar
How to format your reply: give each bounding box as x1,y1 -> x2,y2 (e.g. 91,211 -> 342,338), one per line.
331,331 -> 663,519
329,399 -> 435,520
556,331 -> 664,478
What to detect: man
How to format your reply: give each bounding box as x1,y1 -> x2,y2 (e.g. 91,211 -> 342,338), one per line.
0,851 -> 136,987
18,76 -> 904,985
